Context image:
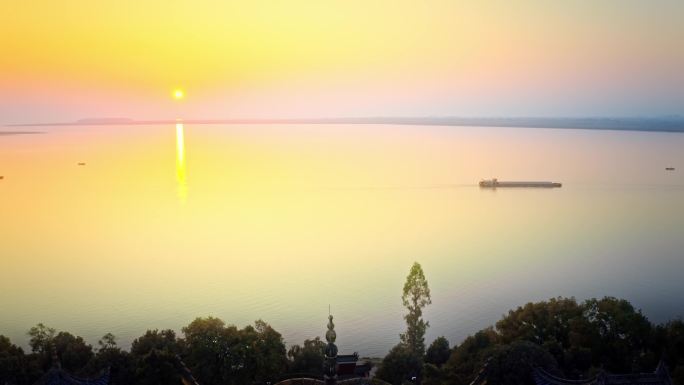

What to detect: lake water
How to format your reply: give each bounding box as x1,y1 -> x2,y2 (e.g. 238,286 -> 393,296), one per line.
1,123 -> 683,357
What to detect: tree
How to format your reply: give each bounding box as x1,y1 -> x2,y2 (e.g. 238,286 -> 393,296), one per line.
376,344 -> 422,385
27,324 -> 93,375
434,296 -> 667,384
182,317 -> 238,385
130,329 -> 182,385
181,317 -> 287,385
483,341 -> 559,385
99,333 -> 117,350
288,337 -> 326,374
130,329 -> 180,357
86,333 -> 135,385
658,320 -> 684,385
240,320 -> 288,383
442,327 -> 500,385
425,337 -> 450,367
27,323 -> 56,354
400,262 -> 432,358
52,332 -> 94,373
0,335 -> 30,385
580,297 -> 653,373
496,297 -> 583,346
135,348 -> 180,385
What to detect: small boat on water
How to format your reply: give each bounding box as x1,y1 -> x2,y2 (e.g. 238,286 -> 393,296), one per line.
479,178 -> 562,188
665,167 -> 675,171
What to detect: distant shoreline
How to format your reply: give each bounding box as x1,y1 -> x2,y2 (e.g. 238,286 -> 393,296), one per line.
6,116 -> 684,133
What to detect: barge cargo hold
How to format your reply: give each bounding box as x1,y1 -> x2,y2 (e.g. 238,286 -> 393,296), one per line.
479,178 -> 562,188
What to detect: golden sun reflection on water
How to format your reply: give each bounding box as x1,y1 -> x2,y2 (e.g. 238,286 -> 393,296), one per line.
176,122 -> 187,202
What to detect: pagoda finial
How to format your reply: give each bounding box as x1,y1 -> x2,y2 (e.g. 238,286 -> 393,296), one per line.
326,314 -> 336,344
324,312 -> 338,384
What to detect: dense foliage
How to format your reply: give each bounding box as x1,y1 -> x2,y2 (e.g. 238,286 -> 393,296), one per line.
0,318 -> 291,385
427,297 -> 684,385
372,263 -> 684,385
287,337 -> 326,375
1,271 -> 683,385
2,297 -> 683,385
376,344 -> 423,385
425,337 -> 450,368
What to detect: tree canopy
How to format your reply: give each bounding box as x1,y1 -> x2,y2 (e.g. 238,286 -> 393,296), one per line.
287,337 -> 326,374
430,296 -> 683,385
376,343 -> 422,385
1,289 -> 683,385
425,337 -> 450,367
400,262 -> 432,358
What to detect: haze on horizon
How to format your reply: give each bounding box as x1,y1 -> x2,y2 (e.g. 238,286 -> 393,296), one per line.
1,1 -> 683,125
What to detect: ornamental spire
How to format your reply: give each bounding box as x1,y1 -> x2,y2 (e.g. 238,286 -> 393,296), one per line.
326,314 -> 336,344
324,312 -> 338,384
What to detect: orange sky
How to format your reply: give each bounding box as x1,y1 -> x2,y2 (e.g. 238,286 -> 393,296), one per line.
1,1 -> 683,123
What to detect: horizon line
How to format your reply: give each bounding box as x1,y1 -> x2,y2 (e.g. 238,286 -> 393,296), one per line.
6,116 -> 684,133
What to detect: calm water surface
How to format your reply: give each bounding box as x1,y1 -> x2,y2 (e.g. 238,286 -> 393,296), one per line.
1,124 -> 683,356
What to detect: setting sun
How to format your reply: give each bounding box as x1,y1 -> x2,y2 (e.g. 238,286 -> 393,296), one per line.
173,89 -> 184,100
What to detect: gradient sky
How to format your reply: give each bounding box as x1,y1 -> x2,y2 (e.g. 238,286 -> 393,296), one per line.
1,0 -> 683,124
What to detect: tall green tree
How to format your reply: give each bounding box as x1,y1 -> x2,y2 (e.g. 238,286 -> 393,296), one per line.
400,262 -> 432,358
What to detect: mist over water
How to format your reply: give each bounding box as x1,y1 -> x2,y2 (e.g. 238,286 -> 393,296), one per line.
1,124 -> 683,357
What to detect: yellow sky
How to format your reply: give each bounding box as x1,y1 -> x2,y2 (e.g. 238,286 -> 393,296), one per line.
1,1 -> 683,122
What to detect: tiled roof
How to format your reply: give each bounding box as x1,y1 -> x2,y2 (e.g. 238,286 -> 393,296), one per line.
337,354 -> 359,364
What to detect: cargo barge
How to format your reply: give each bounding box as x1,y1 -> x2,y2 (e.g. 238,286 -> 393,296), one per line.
479,178 -> 562,188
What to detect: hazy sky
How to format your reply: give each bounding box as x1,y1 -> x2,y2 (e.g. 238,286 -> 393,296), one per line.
1,1 -> 683,124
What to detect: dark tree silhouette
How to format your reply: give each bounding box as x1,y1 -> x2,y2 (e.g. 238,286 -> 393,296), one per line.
287,337 -> 325,374
130,329 -> 182,385
27,323 -> 55,354
425,337 -> 450,367
376,343 -> 422,385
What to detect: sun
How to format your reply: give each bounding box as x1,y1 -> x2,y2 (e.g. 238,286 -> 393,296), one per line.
173,89 -> 184,100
